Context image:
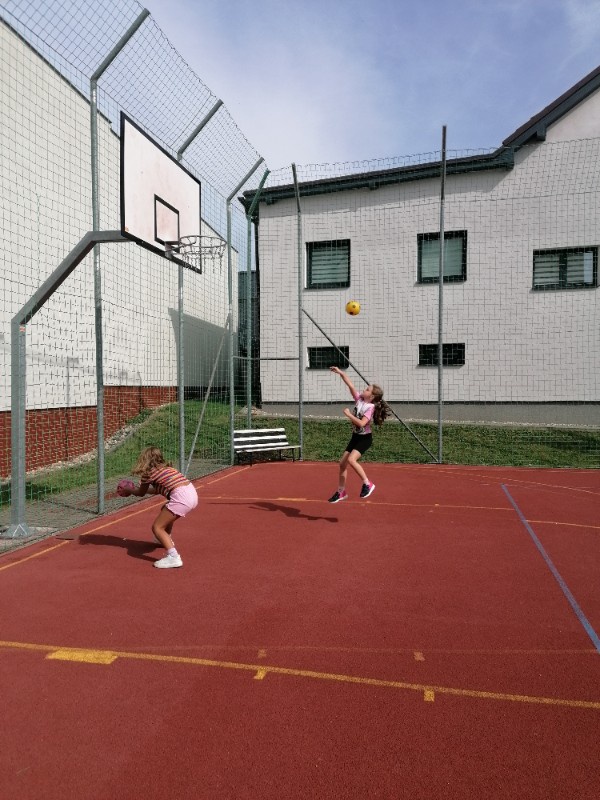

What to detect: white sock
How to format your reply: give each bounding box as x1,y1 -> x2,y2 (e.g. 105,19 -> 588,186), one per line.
167,547 -> 178,557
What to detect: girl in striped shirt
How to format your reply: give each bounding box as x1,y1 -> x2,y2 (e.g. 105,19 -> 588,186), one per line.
124,446 -> 198,569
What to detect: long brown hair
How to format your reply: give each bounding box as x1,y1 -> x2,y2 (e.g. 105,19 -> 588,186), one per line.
370,384 -> 390,426
132,446 -> 168,476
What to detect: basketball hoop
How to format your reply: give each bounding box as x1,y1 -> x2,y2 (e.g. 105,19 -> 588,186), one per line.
165,235 -> 226,274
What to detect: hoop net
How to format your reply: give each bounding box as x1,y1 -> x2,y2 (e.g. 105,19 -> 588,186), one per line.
165,235 -> 227,273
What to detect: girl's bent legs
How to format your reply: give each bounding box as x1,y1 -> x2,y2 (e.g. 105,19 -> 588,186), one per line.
338,451 -> 351,489
348,450 -> 368,484
152,506 -> 179,550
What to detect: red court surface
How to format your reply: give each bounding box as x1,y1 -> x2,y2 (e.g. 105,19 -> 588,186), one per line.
1,462 -> 599,799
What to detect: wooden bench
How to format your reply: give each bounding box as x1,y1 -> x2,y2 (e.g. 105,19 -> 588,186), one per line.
233,428 -> 301,464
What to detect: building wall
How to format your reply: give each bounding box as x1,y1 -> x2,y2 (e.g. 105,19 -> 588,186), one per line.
0,386 -> 174,477
1,21 -> 235,473
546,86 -> 600,142
257,133 -> 599,404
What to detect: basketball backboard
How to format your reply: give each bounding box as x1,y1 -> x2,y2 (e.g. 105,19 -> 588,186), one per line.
120,114 -> 201,268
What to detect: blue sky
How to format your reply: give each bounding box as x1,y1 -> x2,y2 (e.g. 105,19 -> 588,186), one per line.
144,0 -> 600,169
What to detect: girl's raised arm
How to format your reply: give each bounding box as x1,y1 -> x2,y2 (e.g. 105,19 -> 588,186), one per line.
330,365 -> 357,398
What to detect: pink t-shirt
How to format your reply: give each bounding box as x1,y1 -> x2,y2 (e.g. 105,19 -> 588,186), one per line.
352,391 -> 374,435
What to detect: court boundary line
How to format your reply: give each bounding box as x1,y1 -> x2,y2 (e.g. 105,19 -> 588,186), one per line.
502,484 -> 600,654
0,468 -> 251,572
4,488 -> 598,574
204,496 -> 600,531
1,638 -> 599,711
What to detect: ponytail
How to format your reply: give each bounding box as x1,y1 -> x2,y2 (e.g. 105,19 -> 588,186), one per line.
371,385 -> 389,426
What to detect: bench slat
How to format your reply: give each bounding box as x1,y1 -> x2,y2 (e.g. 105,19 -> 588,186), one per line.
234,428 -> 286,435
236,443 -> 300,451
234,433 -> 288,442
233,427 -> 299,463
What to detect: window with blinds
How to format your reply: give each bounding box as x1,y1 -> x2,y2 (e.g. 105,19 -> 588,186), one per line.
533,247 -> 597,290
418,231 -> 467,283
307,240 -> 350,289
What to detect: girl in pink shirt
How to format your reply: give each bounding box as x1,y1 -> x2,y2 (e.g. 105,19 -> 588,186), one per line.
120,446 -> 198,569
328,366 -> 389,503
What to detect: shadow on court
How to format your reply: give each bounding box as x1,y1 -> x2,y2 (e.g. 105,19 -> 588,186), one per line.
78,533 -> 159,562
248,500 -> 339,523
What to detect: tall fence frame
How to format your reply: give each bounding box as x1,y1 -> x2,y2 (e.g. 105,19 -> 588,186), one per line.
242,140 -> 600,470
0,1 -> 268,544
2,2 -> 598,549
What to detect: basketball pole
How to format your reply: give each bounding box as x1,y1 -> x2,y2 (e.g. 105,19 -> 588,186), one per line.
3,231 -> 127,539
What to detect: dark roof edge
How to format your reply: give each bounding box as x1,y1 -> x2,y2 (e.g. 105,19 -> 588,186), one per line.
502,64 -> 600,147
241,147 -> 514,212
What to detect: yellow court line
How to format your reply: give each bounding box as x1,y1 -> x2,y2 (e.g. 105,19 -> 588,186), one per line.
46,648 -> 118,664
2,494 -> 595,576
0,639 -> 598,711
530,519 -> 600,532
206,495 -> 514,513
201,466 -> 250,486
0,540 -> 70,571
253,459 -> 600,499
399,464 -> 600,496
0,467 -> 246,572
0,495 -> 169,572
206,495 -> 600,530
2,463 -> 595,573
502,480 -> 600,498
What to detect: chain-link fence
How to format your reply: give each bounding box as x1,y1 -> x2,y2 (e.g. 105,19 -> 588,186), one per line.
2,1 -> 599,551
241,142 -> 600,468
0,0 -> 267,548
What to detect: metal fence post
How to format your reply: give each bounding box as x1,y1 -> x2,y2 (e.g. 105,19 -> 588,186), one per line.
2,232 -> 127,539
245,169 -> 270,427
437,126 -> 447,464
292,164 -> 304,459
90,9 -> 150,512
175,98 -> 225,472
226,157 -> 265,462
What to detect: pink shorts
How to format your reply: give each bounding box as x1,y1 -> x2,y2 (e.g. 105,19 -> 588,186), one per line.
165,483 -> 198,517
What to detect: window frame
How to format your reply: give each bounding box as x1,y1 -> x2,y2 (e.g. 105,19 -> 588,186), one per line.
307,345 -> 350,370
532,246 -> 598,290
417,230 -> 467,284
306,239 -> 351,290
418,343 -> 465,367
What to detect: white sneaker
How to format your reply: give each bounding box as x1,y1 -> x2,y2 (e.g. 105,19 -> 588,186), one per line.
154,554 -> 183,569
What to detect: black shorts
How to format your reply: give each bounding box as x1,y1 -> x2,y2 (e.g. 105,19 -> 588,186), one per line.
345,432 -> 373,455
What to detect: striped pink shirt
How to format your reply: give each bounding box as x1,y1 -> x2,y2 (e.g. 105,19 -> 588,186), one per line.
142,466 -> 190,498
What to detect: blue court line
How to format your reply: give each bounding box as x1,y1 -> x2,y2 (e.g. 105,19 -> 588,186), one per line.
502,484 -> 600,654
